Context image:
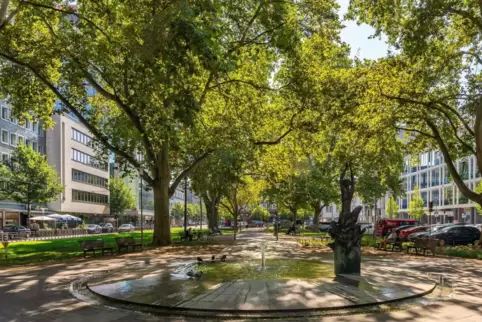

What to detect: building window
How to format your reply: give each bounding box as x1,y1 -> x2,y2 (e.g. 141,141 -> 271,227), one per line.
431,169 -> 440,187
410,175 -> 418,190
443,165 -> 451,184
1,106 -> 8,120
32,141 -> 38,152
444,187 -> 454,206
431,190 -> 440,207
33,122 -> 38,133
421,191 -> 428,207
420,172 -> 428,189
72,169 -> 108,188
25,139 -> 31,147
71,128 -> 92,146
10,133 -> 16,146
72,189 -> 108,204
71,148 -> 108,171
458,189 -> 468,204
1,130 -> 8,144
459,159 -> 469,181
1,153 -> 8,163
17,135 -> 24,145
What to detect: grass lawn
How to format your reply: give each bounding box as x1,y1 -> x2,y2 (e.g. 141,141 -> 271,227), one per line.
0,228 -> 232,267
265,226 -> 330,237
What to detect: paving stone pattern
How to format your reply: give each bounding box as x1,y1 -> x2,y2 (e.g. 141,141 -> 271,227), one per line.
0,229 -> 482,321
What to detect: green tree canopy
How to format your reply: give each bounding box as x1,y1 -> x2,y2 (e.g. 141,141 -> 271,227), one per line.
408,185 -> 424,220
0,0 -> 341,244
109,177 -> 135,216
386,196 -> 399,219
347,0 -> 482,207
0,144 -> 63,224
251,206 -> 270,221
170,202 -> 184,221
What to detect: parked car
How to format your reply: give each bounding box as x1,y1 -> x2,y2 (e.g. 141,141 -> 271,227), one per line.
394,225 -> 416,236
1,225 -> 31,239
376,219 -> 420,237
118,224 -> 135,233
99,223 -> 114,233
431,225 -> 481,246
87,224 -> 102,234
319,222 -> 333,233
399,226 -> 430,240
408,223 -> 468,241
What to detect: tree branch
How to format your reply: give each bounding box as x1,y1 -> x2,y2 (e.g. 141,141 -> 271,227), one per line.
459,50 -> 482,65
0,0 -> 20,31
448,8 -> 482,30
0,51 -> 154,185
21,1 -> 119,47
254,128 -> 292,145
425,118 -> 481,204
168,149 -> 215,197
396,127 -> 436,138
207,78 -> 289,91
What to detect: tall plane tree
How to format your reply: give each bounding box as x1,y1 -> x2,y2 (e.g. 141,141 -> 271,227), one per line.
0,1 -> 339,244
348,0 -> 482,209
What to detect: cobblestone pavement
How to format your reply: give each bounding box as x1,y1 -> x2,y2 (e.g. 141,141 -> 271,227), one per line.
0,230 -> 482,321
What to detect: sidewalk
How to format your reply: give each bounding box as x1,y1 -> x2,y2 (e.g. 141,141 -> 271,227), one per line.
0,230 -> 481,321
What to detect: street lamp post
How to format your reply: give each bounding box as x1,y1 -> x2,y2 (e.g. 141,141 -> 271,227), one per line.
184,178 -> 188,234
199,197 -> 203,231
139,168 -> 144,250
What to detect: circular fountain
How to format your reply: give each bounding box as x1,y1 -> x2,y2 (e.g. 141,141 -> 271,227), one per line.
73,240 -> 443,318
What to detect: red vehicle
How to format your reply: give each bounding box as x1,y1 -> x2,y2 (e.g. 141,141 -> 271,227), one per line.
376,219 -> 420,237
399,225 -> 429,240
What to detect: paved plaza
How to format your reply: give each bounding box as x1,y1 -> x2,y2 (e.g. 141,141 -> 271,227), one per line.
1,230 -> 482,321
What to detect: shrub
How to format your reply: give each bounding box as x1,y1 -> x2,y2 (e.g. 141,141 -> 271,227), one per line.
444,245 -> 482,259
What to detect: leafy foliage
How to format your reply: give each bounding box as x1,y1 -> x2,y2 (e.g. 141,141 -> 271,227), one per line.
347,0 -> 482,206
170,202 -> 184,221
109,177 -> 136,216
0,0 -> 342,244
408,185 -> 424,220
251,205 -> 270,221
386,196 -> 399,219
0,144 -> 63,212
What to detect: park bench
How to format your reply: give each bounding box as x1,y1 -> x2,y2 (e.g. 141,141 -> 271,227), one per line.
407,238 -> 444,256
79,240 -> 114,258
377,238 -> 403,252
115,237 -> 143,254
178,232 -> 189,242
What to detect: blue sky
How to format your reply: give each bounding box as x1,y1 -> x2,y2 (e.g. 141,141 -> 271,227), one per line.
338,0 -> 389,60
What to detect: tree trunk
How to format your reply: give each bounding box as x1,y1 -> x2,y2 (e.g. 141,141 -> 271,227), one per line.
152,142 -> 171,246
152,180 -> 171,245
313,202 -> 324,233
233,210 -> 238,241
205,200 -> 214,229
329,166 -> 363,275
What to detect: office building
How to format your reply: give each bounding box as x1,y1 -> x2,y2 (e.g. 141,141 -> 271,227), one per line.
45,114 -> 110,220
0,100 -> 44,228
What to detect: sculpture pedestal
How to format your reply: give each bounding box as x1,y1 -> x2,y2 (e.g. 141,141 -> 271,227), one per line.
333,244 -> 361,275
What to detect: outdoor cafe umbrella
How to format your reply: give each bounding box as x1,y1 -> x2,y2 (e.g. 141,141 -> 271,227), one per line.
62,214 -> 82,222
30,215 -> 56,221
46,214 -> 65,221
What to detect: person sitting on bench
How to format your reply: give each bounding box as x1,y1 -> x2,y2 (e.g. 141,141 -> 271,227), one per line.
185,227 -> 193,241
380,228 -> 397,249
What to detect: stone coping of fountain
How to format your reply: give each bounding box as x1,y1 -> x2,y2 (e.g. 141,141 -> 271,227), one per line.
85,272 -> 436,316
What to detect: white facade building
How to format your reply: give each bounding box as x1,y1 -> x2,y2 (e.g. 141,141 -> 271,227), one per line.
320,151 -> 481,225
46,114 -> 110,219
